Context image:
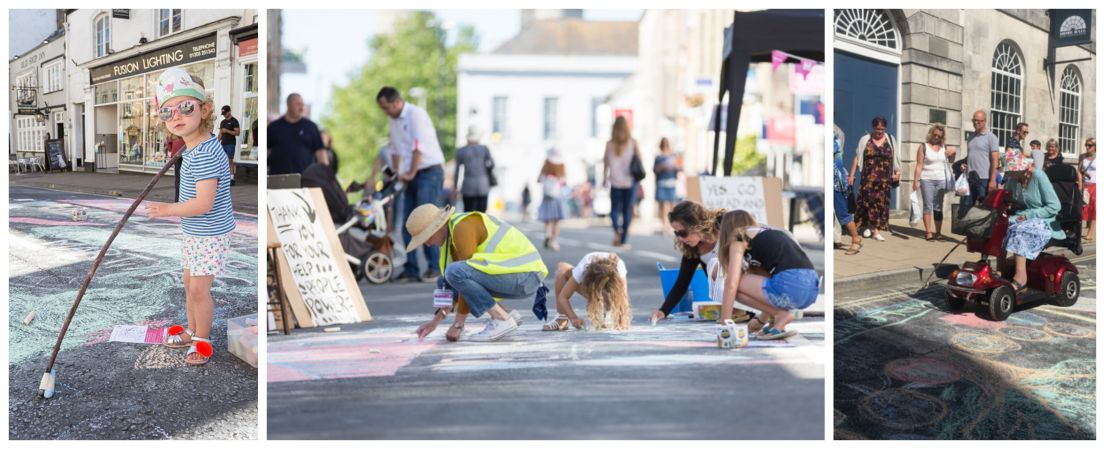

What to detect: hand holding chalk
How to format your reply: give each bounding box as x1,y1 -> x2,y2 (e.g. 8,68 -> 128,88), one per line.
145,202 -> 169,218
415,321 -> 437,342
650,310 -> 665,326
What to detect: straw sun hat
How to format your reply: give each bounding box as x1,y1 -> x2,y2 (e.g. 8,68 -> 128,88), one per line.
405,204 -> 456,252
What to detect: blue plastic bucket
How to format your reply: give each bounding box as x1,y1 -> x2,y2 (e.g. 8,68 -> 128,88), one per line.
657,262 -> 711,313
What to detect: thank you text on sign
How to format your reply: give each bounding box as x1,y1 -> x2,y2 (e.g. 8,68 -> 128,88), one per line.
267,189 -> 360,325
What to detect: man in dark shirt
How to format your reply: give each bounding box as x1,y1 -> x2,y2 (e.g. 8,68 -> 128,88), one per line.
218,105 -> 240,185
267,93 -> 328,175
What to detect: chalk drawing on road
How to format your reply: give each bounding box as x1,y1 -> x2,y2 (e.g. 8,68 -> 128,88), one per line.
949,331 -> 1021,355
1043,322 -> 1095,339
859,388 -> 948,430
8,191 -> 257,366
884,357 -> 963,386
999,326 -> 1051,342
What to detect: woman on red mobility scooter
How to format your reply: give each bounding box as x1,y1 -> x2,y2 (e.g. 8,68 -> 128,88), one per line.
946,161 -> 1081,320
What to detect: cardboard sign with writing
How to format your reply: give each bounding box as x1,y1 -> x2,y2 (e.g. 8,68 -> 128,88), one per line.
267,188 -> 370,327
685,176 -> 784,228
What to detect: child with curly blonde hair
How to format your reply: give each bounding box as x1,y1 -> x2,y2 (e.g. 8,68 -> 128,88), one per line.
543,252 -> 631,331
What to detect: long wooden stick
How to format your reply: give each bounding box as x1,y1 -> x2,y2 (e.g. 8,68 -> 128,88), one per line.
43,153 -> 183,377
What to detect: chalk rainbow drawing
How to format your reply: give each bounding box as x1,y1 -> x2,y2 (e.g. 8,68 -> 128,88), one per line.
8,190 -> 257,366
834,276 -> 1096,440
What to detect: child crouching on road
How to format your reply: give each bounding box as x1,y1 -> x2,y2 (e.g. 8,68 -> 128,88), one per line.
145,67 -> 236,365
543,252 -> 631,331
716,210 -> 819,340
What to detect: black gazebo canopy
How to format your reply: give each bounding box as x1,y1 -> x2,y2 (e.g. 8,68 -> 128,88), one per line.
712,9 -> 825,176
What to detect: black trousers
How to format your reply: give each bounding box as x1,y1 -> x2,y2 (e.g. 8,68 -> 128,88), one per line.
463,195 -> 488,213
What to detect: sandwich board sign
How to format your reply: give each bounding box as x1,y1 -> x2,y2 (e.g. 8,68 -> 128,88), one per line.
267,188 -> 371,327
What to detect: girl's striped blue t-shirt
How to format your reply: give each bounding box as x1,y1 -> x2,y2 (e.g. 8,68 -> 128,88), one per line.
179,134 -> 236,236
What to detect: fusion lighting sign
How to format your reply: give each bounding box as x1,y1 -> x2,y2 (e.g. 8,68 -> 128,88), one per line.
90,33 -> 217,84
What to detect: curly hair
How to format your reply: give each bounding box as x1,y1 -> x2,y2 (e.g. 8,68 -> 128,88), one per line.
579,255 -> 631,330
926,122 -> 946,144
668,200 -> 726,258
716,210 -> 758,273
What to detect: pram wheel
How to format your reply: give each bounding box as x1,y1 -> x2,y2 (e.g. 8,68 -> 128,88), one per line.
360,251 -> 393,285
987,285 -> 1014,321
1054,272 -> 1080,307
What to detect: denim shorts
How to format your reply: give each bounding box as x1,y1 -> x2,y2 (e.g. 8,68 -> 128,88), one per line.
762,268 -> 820,310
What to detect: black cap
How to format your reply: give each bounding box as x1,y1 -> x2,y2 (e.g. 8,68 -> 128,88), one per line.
221,105 -> 231,113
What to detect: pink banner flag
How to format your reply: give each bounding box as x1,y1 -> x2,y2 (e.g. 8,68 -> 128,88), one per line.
771,50 -> 787,72
796,58 -> 818,80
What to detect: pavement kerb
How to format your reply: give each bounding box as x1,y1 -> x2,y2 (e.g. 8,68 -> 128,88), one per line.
835,244 -> 1097,295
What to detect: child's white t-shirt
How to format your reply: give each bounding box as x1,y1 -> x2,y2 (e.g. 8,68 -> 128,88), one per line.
572,252 -> 628,284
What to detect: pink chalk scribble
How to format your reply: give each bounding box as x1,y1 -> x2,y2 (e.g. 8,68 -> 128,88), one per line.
10,217 -> 107,227
267,332 -> 436,383
941,313 -> 1007,330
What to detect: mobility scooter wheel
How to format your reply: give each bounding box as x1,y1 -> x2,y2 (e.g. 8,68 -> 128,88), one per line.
944,290 -> 966,311
361,251 -> 393,284
987,285 -> 1015,321
1054,272 -> 1080,307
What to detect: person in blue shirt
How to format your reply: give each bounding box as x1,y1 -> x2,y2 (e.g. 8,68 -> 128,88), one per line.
144,67 -> 237,366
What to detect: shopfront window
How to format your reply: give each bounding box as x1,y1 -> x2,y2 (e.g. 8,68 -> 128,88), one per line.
239,62 -> 259,162
95,81 -> 118,105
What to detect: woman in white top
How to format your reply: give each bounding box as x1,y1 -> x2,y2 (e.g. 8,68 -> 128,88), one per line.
911,123 -> 957,241
604,116 -> 641,249
543,252 -> 631,331
1080,137 -> 1097,241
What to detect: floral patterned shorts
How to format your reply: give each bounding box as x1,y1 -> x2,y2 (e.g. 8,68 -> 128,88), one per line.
182,233 -> 231,276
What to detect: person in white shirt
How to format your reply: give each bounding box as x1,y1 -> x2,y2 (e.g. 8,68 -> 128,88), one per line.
378,86 -> 446,282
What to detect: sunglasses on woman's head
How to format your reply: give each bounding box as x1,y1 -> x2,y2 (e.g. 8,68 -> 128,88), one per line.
158,100 -> 198,122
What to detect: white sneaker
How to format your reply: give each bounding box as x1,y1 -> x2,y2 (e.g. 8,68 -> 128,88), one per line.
873,233 -> 886,242
508,309 -> 524,326
862,228 -> 872,238
469,318 -> 518,342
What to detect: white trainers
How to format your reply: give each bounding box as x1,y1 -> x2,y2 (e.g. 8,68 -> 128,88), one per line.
508,309 -> 524,326
469,318 -> 518,342
862,228 -> 872,238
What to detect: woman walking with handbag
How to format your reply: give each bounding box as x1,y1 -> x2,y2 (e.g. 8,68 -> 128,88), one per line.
911,123 -> 957,241
538,147 -> 567,251
604,116 -> 642,249
849,116 -> 900,241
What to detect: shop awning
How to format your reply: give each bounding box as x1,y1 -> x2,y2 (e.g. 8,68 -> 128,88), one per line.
229,23 -> 258,43
712,9 -> 824,176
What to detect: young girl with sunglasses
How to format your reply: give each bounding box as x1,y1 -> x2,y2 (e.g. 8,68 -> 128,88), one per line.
145,67 -> 236,366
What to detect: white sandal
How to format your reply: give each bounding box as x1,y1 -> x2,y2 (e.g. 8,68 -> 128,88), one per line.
164,325 -> 194,349
186,337 -> 213,366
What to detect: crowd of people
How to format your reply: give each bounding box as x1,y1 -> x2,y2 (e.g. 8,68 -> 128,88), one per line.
834,111 -> 1096,267
265,86 -> 820,344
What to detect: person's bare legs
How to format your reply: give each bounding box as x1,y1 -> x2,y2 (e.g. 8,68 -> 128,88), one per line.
551,220 -> 561,250
732,273 -> 793,331
1013,254 -> 1028,288
553,263 -> 573,315
923,213 -> 934,239
178,269 -> 195,344
185,274 -> 215,363
845,221 -> 862,250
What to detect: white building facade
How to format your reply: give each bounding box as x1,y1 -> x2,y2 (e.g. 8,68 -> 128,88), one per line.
10,28 -> 67,161
65,9 -> 258,174
456,13 -> 638,214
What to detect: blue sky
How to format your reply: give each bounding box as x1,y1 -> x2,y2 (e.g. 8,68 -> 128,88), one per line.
280,9 -> 642,120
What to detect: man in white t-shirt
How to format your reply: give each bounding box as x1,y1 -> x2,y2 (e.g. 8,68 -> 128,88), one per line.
378,86 -> 446,282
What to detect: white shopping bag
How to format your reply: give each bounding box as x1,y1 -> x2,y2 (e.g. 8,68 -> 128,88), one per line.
909,191 -> 922,226
955,173 -> 970,197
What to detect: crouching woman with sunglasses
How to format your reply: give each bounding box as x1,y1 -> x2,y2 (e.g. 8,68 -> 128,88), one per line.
650,201 -> 764,332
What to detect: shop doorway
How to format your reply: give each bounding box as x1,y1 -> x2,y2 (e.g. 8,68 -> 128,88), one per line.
834,49 -> 899,206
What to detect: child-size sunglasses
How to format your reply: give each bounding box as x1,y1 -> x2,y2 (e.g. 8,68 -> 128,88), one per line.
158,100 -> 199,122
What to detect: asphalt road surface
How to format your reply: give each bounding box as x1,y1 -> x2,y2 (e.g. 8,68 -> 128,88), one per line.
8,187 -> 258,440
268,219 -> 826,439
834,256 -> 1096,440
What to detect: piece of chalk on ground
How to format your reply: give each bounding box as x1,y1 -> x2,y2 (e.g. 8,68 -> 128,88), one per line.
323,326 -> 341,333
369,348 -> 381,354
23,310 -> 36,325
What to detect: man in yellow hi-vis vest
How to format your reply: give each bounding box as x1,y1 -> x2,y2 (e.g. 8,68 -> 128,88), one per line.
406,204 -> 549,342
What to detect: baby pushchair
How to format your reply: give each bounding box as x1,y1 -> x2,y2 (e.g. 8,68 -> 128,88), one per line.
944,168 -> 1082,320
301,162 -> 401,285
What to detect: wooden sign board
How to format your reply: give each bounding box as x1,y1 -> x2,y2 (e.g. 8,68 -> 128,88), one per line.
267,188 -> 371,327
685,176 -> 785,228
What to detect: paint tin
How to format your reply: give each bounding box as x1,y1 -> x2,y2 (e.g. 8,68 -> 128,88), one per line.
716,319 -> 749,349
433,288 -> 453,309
